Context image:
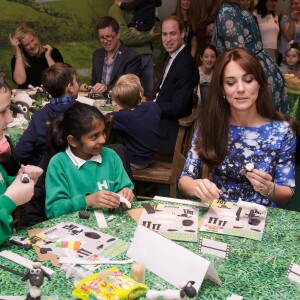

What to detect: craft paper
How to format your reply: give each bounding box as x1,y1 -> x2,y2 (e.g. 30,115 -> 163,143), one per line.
24,222 -> 129,269
286,263 -> 300,284
0,250 -> 55,275
199,200 -> 267,240
138,203 -> 199,242
127,225 -> 221,292
199,238 -> 230,259
94,210 -> 108,228
154,196 -> 209,208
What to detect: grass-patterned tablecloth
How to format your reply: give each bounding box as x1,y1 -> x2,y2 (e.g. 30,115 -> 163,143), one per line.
0,201 -> 300,300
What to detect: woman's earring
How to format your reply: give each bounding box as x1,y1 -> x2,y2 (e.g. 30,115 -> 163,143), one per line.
223,95 -> 226,100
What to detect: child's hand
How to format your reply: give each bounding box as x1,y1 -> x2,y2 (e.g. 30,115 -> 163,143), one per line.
4,173 -> 36,206
18,164 -> 43,184
149,26 -> 160,39
86,190 -> 120,209
115,0 -> 122,5
118,188 -> 134,206
113,102 -> 121,112
80,83 -> 89,92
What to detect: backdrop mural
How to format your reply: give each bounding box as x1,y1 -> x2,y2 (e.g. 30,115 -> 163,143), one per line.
0,0 -> 178,88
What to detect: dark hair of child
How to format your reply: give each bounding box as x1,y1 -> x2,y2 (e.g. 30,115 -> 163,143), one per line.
41,62 -> 76,98
51,102 -> 105,151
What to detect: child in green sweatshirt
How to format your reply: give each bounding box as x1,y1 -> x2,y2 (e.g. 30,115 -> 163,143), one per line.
0,78 -> 43,244
45,102 -> 135,218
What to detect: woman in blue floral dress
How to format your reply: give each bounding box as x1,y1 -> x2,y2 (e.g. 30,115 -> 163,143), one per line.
179,48 -> 297,207
214,0 -> 289,114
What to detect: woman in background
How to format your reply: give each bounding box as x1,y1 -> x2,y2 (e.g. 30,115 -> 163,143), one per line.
214,0 -> 289,113
240,0 -> 255,11
253,0 -> 279,61
279,0 -> 300,62
9,23 -> 63,88
198,44 -> 217,104
174,0 -> 197,57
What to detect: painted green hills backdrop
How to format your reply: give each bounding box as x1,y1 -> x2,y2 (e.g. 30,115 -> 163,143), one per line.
0,0 -> 115,87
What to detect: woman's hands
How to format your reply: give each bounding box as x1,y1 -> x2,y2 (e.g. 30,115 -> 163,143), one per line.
193,179 -> 222,201
245,169 -> 274,196
9,33 -> 22,55
43,45 -> 53,59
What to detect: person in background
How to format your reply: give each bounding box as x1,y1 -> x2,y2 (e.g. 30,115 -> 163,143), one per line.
240,0 -> 255,11
199,44 -> 217,84
0,77 -> 43,245
45,102 -> 134,218
9,23 -> 63,89
117,0 -> 162,32
214,0 -> 289,114
280,42 -> 300,75
13,63 -> 78,165
80,16 -> 140,96
109,74 -> 161,170
191,0 -> 218,53
198,44 -> 217,105
174,0 -> 197,57
279,0 -> 300,62
147,15 -> 199,155
109,0 -> 157,97
179,48 -> 297,207
253,0 -> 280,61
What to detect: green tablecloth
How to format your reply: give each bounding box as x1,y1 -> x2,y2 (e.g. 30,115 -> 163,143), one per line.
0,201 -> 300,299
288,88 -> 300,121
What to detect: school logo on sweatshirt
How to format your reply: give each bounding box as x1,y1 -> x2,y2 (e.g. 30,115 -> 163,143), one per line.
97,180 -> 108,190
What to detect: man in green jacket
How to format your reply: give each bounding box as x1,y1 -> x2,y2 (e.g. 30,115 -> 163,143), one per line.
109,0 -> 158,97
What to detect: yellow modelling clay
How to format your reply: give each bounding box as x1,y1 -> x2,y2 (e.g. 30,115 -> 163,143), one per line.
72,267 -> 147,300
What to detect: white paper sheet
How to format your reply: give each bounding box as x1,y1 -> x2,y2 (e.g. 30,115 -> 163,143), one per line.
126,225 -> 221,292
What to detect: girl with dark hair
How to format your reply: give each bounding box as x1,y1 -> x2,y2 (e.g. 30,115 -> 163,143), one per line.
179,48 -> 297,207
198,44 -> 217,104
45,102 -> 134,218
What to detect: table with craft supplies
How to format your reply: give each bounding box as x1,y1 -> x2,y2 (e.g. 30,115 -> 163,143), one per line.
5,92 -> 113,148
0,199 -> 300,300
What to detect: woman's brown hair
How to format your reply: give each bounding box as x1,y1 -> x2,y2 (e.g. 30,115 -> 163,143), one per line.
195,48 -> 285,167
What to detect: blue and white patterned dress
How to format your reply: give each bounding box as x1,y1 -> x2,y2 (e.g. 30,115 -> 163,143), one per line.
215,3 -> 289,114
181,121 -> 296,207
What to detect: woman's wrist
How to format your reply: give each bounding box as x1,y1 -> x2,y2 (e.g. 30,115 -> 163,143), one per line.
260,182 -> 275,197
